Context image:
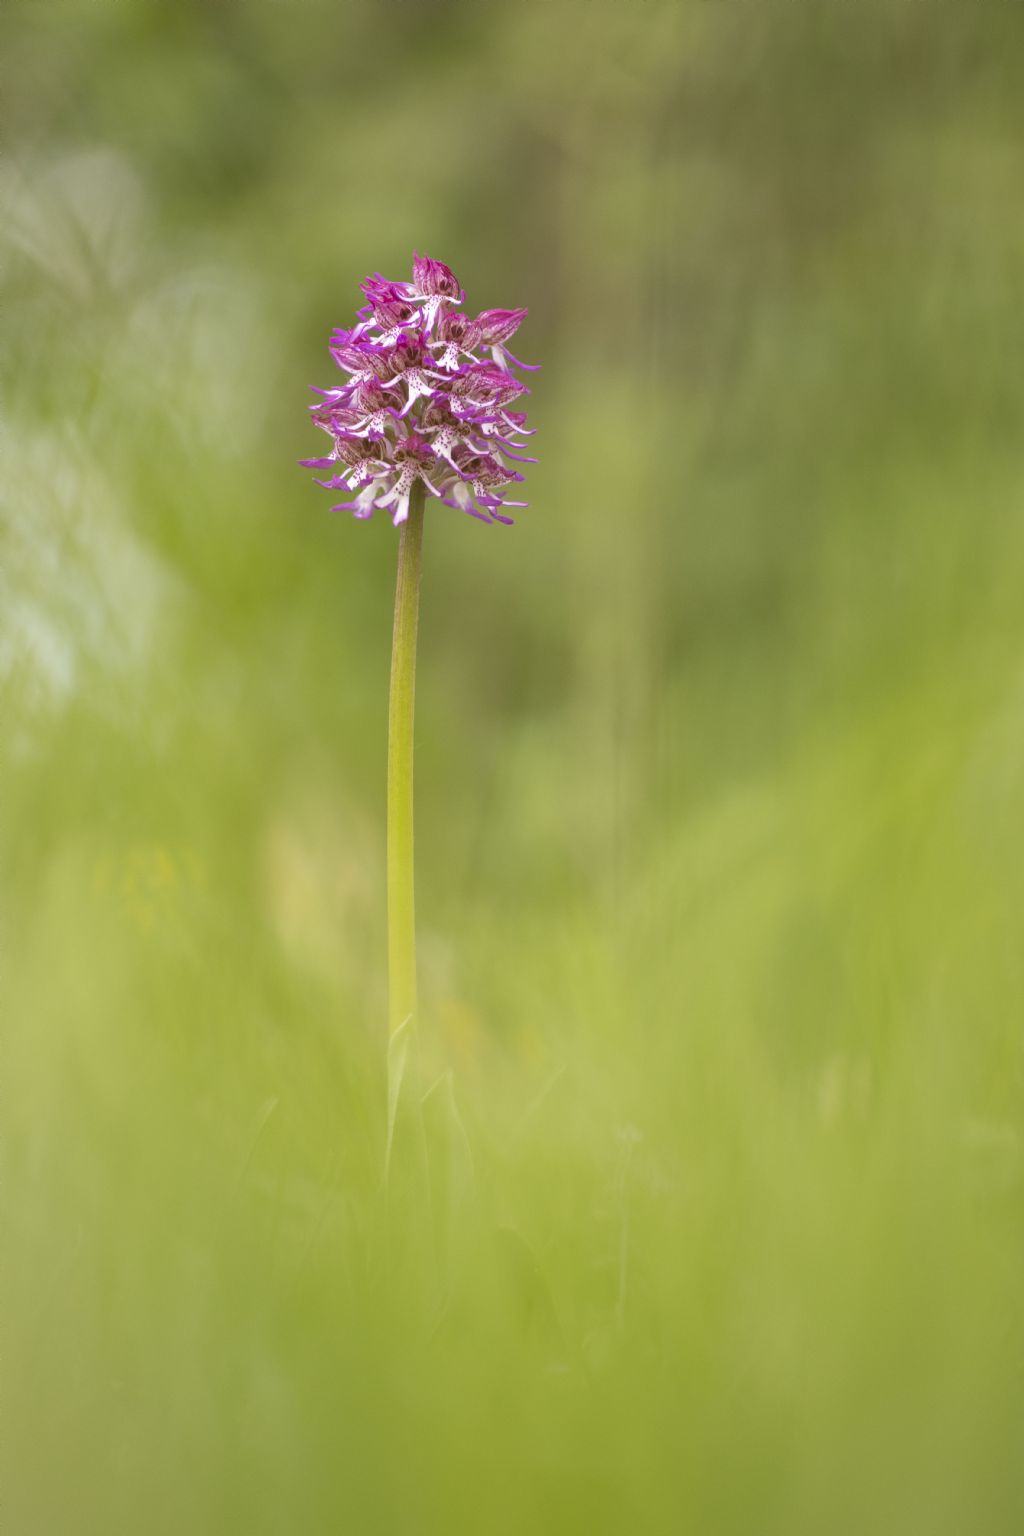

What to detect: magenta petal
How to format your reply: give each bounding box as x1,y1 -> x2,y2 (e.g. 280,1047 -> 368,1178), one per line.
500,347 -> 541,372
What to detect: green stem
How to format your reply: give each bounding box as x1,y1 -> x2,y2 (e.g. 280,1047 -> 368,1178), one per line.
387,479 -> 425,1039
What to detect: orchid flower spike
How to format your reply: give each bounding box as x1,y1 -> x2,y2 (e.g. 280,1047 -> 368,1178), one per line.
302,255 -> 536,527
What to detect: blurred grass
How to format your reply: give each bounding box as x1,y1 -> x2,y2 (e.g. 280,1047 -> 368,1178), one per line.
4,0 -> 1024,1531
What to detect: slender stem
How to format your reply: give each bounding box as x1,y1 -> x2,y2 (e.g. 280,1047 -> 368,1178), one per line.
387,480 -> 425,1038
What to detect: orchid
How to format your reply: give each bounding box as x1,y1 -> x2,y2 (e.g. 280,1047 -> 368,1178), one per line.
302,254 -> 536,528
303,257 -> 537,1145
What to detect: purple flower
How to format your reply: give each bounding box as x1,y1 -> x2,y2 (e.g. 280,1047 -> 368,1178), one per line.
303,255 -> 536,526
471,308 -> 539,373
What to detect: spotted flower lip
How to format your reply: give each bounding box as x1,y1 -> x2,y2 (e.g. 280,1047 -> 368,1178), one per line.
303,255 -> 536,526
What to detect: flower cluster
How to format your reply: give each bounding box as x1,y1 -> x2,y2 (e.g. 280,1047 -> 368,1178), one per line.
302,254 -> 537,527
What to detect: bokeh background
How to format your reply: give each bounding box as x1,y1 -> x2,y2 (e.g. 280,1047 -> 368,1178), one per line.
5,1 -> 1024,1531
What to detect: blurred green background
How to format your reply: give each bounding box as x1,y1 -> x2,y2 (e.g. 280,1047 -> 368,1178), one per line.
5,1 -> 1024,1531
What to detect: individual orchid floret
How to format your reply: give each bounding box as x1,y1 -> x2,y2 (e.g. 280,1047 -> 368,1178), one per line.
378,433 -> 442,526
449,361 -> 529,416
349,378 -> 402,436
328,333 -> 369,371
431,311 -> 480,371
411,253 -> 463,329
306,395 -> 363,438
471,308 -> 539,372
360,275 -> 419,335
417,396 -> 472,465
303,254 -> 536,527
312,432 -> 387,486
361,272 -> 414,305
411,253 -> 462,301
472,309 -> 526,344
384,330 -> 438,412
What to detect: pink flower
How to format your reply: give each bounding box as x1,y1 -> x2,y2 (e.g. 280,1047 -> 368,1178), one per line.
303,256 -> 536,526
